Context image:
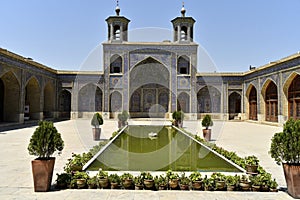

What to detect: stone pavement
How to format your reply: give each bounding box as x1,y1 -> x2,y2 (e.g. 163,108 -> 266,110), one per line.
0,119 -> 294,199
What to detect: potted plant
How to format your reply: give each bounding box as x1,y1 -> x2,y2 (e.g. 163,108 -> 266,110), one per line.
120,172 -> 134,189
141,172 -> 154,189
269,118 -> 300,198
189,171 -> 203,190
117,111 -> 129,129
268,178 -> 278,192
97,169 -> 109,189
155,175 -> 168,190
28,120 -> 64,192
201,114 -> 213,141
238,175 -> 250,191
249,175 -> 261,192
225,175 -> 239,191
172,111 -> 184,128
245,155 -> 259,174
166,170 -> 179,189
109,173 -> 120,189
55,173 -> 71,189
134,175 -> 144,190
87,176 -> 98,189
91,112 -> 104,140
203,175 -> 215,191
73,171 -> 89,189
211,172 -> 226,190
64,152 -> 93,173
179,173 -> 190,190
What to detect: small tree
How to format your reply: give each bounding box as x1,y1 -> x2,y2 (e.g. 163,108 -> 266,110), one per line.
28,121 -> 64,159
91,113 -> 103,128
201,114 -> 213,130
118,111 -> 129,122
270,118 -> 300,165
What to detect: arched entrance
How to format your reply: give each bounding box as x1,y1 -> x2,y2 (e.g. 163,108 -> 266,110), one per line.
110,91 -> 122,116
129,84 -> 169,118
59,90 -> 71,119
0,71 -> 20,122
248,86 -> 257,120
43,82 -> 55,118
288,74 -> 300,119
0,79 -> 4,121
25,77 -> 41,120
228,92 -> 241,120
197,86 -> 221,113
129,57 -> 170,118
177,92 -> 190,113
78,84 -> 102,115
265,81 -> 278,122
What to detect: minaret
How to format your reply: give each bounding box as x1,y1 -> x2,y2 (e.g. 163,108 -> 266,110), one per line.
106,1 -> 130,43
171,2 -> 196,43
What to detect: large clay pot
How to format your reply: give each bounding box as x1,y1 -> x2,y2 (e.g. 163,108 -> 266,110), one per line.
98,178 -> 109,188
283,163 -> 300,198
203,129 -> 211,141
31,157 -> 55,192
246,164 -> 258,174
92,128 -> 101,141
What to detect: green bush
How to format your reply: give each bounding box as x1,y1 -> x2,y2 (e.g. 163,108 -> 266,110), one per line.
270,118 -> 300,165
172,111 -> 184,121
201,114 -> 213,129
91,113 -> 103,128
118,111 -> 129,122
28,121 -> 64,158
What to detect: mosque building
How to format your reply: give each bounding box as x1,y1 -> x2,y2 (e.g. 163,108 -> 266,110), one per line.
1,4 -> 300,126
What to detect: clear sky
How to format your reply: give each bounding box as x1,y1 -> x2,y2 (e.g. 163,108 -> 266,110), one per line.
1,0 -> 300,72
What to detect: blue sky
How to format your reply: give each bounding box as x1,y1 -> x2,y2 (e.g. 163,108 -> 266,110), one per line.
1,0 -> 300,72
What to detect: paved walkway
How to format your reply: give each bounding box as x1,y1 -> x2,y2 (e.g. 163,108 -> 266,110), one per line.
0,119 -> 294,199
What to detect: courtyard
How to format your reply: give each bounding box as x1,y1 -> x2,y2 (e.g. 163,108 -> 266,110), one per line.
0,119 -> 294,199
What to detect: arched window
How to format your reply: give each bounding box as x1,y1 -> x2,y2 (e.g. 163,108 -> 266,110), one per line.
113,25 -> 121,40
177,92 -> 190,113
177,56 -> 190,74
180,26 -> 187,41
110,55 -> 122,73
228,92 -> 241,120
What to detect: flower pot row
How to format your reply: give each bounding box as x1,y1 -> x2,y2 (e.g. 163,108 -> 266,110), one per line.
55,170 -> 278,192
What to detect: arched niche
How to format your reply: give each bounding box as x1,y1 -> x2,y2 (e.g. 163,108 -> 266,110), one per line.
59,90 -> 71,119
177,55 -> 190,75
228,92 -> 241,120
110,54 -> 122,73
197,86 -> 221,113
43,82 -> 55,118
25,77 -> 41,120
177,92 -> 190,113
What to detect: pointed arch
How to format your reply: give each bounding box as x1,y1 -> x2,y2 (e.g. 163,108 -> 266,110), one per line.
110,54 -> 122,73
59,89 -> 71,119
262,80 -> 278,122
286,74 -> 300,119
78,83 -> 102,113
228,92 -> 241,120
177,92 -> 190,113
25,77 -> 41,120
197,86 -> 221,113
0,71 -> 21,122
177,55 -> 190,74
246,84 -> 258,120
110,91 -> 122,113
43,82 -> 55,118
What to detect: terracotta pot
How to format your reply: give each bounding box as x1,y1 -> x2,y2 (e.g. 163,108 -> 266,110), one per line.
110,182 -> 119,189
227,185 -> 235,191
92,128 -> 101,141
180,184 -> 189,190
246,164 -> 258,174
239,182 -> 250,191
283,163 -> 300,198
169,179 -> 179,189
192,181 -> 202,190
203,129 -> 211,141
135,184 -> 143,190
31,157 -> 55,192
215,180 -> 225,190
88,183 -> 97,189
76,179 -> 86,189
158,184 -> 167,190
98,178 -> 109,188
122,179 -> 133,189
251,185 -> 261,192
143,179 -> 154,189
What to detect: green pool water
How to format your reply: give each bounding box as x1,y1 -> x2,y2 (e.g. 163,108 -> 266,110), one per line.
84,125 -> 244,172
